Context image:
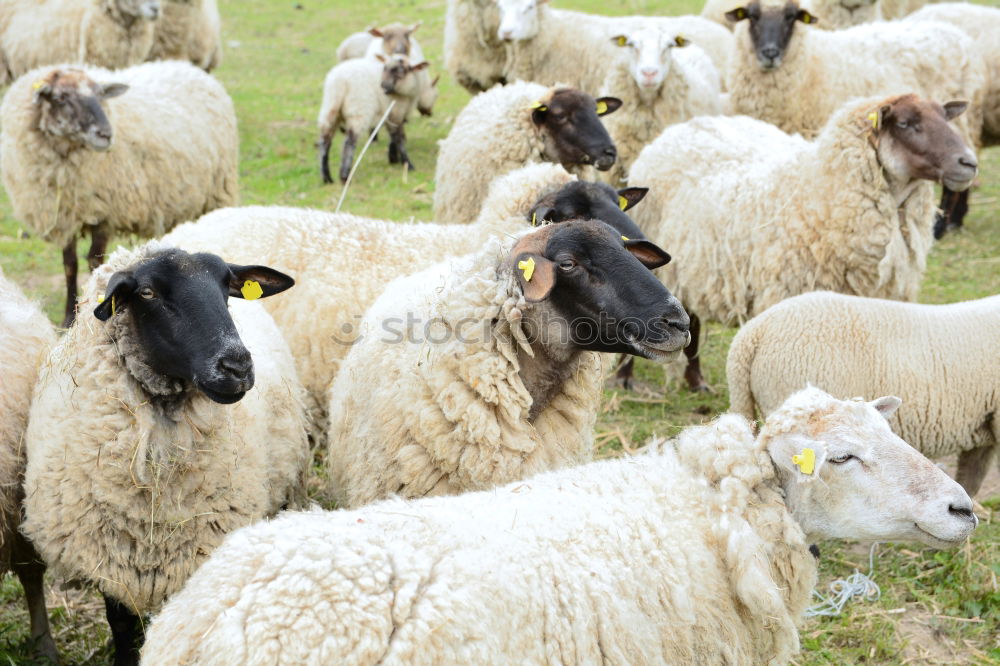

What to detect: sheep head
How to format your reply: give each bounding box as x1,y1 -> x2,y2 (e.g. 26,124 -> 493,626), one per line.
31,69 -> 128,152
531,88 -> 621,171
761,387 -> 978,548
376,54 -> 429,97
112,0 -> 161,21
527,180 -> 648,240
496,0 -> 547,41
725,1 -> 817,70
368,21 -> 421,56
610,28 -> 689,93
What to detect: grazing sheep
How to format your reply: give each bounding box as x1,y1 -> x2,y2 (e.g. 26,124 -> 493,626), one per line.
163,164 -> 650,439
0,0 -> 161,85
147,0 -> 222,71
22,242 -> 308,666
325,220 -> 689,507
801,0 -> 883,28
628,94 -> 977,391
727,291 -> 1000,497
0,62 -> 239,327
433,81 -> 622,223
141,387 -> 978,666
724,0 -> 987,234
317,55 -> 431,184
599,28 -> 722,183
0,269 -> 58,664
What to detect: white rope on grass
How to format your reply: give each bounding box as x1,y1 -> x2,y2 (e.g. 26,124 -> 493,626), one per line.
335,100 -> 396,213
804,542 -> 882,617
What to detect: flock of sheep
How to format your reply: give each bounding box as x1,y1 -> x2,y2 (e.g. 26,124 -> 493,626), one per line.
0,0 -> 996,664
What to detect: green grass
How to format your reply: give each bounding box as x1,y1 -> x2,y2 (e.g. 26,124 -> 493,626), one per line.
1,0 -> 998,663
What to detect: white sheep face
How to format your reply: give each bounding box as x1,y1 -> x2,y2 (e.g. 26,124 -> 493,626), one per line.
496,0 -> 543,41
765,388 -> 978,548
612,29 -> 683,92
117,0 -> 161,21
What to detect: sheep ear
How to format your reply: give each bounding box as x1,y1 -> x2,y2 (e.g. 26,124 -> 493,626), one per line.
411,61 -> 430,72
227,265 -> 295,300
374,53 -> 387,63
611,34 -> 629,47
407,21 -> 421,34
514,252 -> 556,302
100,83 -> 129,99
527,204 -> 553,226
769,434 -> 827,482
624,240 -> 670,270
31,79 -> 53,103
869,395 -> 901,420
595,97 -> 622,116
673,35 -> 688,48
943,101 -> 967,121
94,272 -> 137,321
368,27 -> 384,38
797,9 -> 818,24
725,6 -> 748,22
616,187 -> 648,211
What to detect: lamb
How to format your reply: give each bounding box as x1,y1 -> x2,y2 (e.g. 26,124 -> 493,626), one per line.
21,242 -> 309,665
627,94 -> 977,391
162,163 -> 650,438
0,269 -> 58,663
727,291 -> 1000,497
147,0 -> 222,71
599,28 -> 722,183
724,0 -> 987,234
432,81 -> 622,223
0,61 -> 239,327
0,0 -> 161,85
317,54 -> 432,184
140,387 -> 978,665
493,0 -> 735,93
325,220 -> 689,507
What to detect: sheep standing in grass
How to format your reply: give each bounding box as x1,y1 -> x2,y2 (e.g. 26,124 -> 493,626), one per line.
728,291 -> 1000,497
0,0 -> 161,85
0,269 -> 58,664
0,62 -> 239,327
141,387 -> 978,665
724,0 -> 987,234
628,94 -> 977,391
163,164 -> 650,440
148,0 -> 222,71
433,81 -> 622,223
325,220 -> 689,507
600,28 -> 722,183
22,242 -> 308,665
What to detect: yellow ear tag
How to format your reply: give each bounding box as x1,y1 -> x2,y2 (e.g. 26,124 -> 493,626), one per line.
868,111 -> 880,130
517,257 -> 535,282
596,100 -> 609,115
802,14 -> 811,23
618,194 -> 628,210
32,80 -> 45,91
621,235 -> 630,241
736,8 -> 746,19
241,279 -> 263,301
616,36 -> 627,46
531,212 -> 538,226
675,35 -> 688,47
792,448 -> 815,475
530,101 -> 547,112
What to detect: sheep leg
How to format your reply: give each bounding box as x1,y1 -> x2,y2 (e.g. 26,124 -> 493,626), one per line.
390,125 -> 415,171
683,313 -> 710,393
104,595 -> 143,666
615,355 -> 635,390
320,132 -> 334,184
954,443 -> 997,498
339,129 -> 357,184
87,223 -> 110,271
11,536 -> 58,664
61,238 -> 78,329
387,129 -> 400,164
933,187 -> 969,239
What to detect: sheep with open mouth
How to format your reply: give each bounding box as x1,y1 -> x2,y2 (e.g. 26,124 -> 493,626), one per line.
326,219 -> 689,508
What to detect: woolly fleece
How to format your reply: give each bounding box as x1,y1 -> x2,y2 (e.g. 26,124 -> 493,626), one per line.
148,0 -> 222,71
21,242 -> 309,614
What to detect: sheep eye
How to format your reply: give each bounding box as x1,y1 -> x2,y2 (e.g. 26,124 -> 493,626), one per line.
139,287 -> 155,300
828,454 -> 855,464
558,259 -> 577,271
896,121 -> 909,129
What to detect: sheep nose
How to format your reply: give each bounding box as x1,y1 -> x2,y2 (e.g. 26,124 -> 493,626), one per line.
640,67 -> 658,77
218,352 -> 252,382
499,29 -> 513,41
761,46 -> 779,60
958,155 -> 978,170
603,146 -> 617,158
948,501 -> 978,525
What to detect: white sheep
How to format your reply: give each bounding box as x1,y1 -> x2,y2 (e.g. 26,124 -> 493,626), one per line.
492,0 -> 735,93
0,0 -> 161,85
0,269 -> 58,663
724,1 -> 986,146
444,0 -> 505,92
727,291 -> 1000,497
599,28 -> 722,183
432,81 -> 621,223
162,163 -> 578,435
140,387 -> 978,665
325,220 -> 688,508
0,61 -> 239,327
21,241 -> 309,662
147,0 -> 222,71
906,3 -> 1000,146
627,93 -> 977,390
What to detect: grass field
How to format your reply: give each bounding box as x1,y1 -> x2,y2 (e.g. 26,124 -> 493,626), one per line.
0,0 -> 998,663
